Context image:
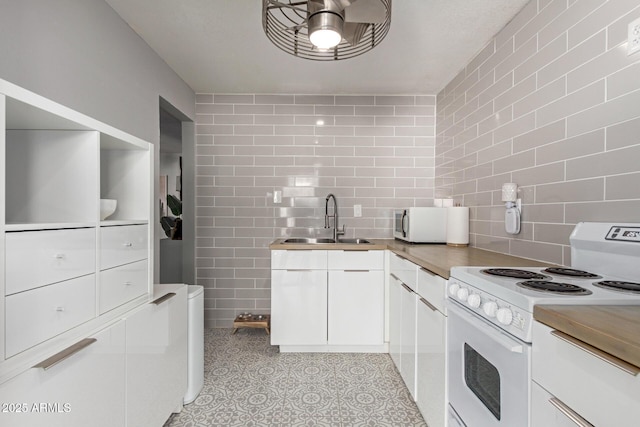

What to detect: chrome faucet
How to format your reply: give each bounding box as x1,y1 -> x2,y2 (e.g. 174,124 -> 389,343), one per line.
325,193 -> 345,241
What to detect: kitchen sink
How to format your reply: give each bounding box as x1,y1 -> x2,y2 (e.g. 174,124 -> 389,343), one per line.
281,238 -> 336,244
281,237 -> 372,244
337,238 -> 372,244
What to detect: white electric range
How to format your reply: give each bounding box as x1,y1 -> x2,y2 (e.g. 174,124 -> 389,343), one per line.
446,222 -> 640,427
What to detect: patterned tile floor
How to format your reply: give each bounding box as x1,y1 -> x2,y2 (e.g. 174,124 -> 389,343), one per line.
164,328 -> 427,427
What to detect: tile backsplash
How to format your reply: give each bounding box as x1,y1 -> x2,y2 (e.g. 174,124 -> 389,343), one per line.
195,95 -> 435,326
435,0 -> 640,266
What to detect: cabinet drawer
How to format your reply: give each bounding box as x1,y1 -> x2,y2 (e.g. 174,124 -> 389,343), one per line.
6,228 -> 96,295
390,252 -> 417,290
100,224 -> 148,270
5,275 -> 96,357
328,250 -> 383,270
0,321 -> 126,427
271,250 -> 327,270
99,260 -> 148,314
417,267 -> 447,313
532,321 -> 640,426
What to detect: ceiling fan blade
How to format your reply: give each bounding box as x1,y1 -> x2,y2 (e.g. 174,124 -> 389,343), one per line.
267,0 -> 307,13
342,22 -> 370,45
344,0 -> 386,23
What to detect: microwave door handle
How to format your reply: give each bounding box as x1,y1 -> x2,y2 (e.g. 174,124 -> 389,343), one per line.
402,210 -> 408,237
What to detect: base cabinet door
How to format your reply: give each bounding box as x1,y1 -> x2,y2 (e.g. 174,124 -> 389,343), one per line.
531,381 -> 589,427
400,282 -> 417,398
271,269 -> 328,345
0,321 -> 126,427
416,297 -> 446,427
125,286 -> 188,427
388,274 -> 402,367
328,270 -> 384,345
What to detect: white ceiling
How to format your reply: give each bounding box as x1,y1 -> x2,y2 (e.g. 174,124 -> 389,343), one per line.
105,0 -> 530,95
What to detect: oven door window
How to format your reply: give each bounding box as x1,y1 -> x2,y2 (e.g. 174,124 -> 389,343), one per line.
464,343 -> 501,420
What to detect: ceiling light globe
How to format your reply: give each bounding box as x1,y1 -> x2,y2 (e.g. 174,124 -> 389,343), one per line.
309,29 -> 342,49
308,11 -> 344,49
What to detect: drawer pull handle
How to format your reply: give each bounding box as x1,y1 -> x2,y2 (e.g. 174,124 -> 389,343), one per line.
548,397 -> 594,427
401,283 -> 414,294
344,269 -> 370,272
124,281 -> 132,286
54,253 -> 65,260
152,292 -> 176,305
33,338 -> 97,370
551,330 -> 640,376
123,242 -> 133,247
419,297 -> 438,312
55,306 -> 65,312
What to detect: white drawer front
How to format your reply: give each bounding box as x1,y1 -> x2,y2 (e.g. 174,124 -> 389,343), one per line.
390,253 -> 417,290
6,228 -> 96,295
271,250 -> 327,270
6,275 -> 96,357
532,321 -> 640,426
417,267 -> 447,313
99,259 -> 148,314
327,250 -> 383,270
100,224 -> 148,270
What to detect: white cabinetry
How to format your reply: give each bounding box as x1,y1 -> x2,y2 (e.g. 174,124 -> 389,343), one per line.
125,285 -> 188,427
328,250 -> 384,346
271,250 -> 328,346
0,79 -> 183,427
270,249 -> 385,351
0,80 -> 152,369
532,321 -> 640,427
0,321 -> 126,427
388,251 -> 448,427
416,267 -> 446,427
271,269 -> 328,345
389,252 -> 418,398
389,273 -> 402,367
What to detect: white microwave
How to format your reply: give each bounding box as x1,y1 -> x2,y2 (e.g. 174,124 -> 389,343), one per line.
394,207 -> 447,243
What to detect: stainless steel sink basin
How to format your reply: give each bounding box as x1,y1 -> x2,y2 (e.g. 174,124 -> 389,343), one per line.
280,237 -> 372,244
281,238 -> 336,244
338,238 -> 372,244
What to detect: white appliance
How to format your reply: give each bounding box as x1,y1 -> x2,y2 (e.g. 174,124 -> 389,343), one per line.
446,222 -> 640,427
393,207 -> 447,243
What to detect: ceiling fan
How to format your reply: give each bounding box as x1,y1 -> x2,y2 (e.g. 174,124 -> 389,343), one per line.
262,0 -> 392,60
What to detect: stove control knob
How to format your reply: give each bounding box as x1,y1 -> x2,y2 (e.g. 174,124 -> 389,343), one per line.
483,301 -> 498,317
468,293 -> 482,308
448,283 -> 460,297
456,287 -> 469,302
496,308 -> 513,326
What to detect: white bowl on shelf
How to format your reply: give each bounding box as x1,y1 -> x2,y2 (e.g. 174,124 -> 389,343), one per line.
100,199 -> 117,220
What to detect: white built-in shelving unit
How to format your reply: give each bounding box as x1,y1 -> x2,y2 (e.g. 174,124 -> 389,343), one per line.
0,78 -> 153,378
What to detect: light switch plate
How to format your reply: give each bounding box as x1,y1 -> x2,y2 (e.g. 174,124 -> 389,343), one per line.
628,17 -> 640,55
354,204 -> 362,217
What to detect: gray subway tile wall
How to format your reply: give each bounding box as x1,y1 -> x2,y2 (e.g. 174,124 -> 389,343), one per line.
435,0 -> 640,265
195,95 -> 436,327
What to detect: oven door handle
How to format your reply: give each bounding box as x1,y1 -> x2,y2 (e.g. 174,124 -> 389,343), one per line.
448,302 -> 524,353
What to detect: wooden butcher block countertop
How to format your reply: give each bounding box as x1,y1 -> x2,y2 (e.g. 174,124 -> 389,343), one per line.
534,305 -> 640,369
271,238 -> 551,279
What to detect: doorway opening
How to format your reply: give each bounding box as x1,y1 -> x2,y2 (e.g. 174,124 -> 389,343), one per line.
158,99 -> 195,284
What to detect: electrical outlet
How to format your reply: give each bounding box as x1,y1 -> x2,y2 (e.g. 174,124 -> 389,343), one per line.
628,17 -> 640,56
353,204 -> 362,217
